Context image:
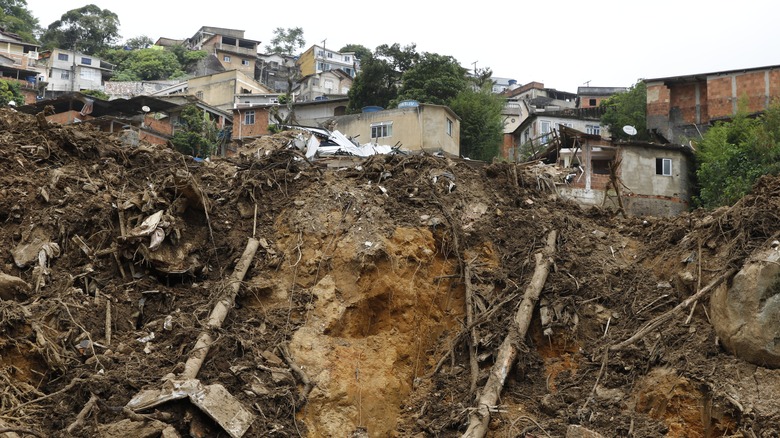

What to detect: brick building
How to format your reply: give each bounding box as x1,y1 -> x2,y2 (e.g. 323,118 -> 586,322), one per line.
646,64 -> 780,144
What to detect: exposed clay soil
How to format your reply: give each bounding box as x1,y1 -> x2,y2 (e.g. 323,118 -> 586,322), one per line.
1,107 -> 779,437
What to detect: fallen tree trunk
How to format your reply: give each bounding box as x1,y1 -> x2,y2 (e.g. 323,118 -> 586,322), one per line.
462,230 -> 557,438
182,237 -> 260,379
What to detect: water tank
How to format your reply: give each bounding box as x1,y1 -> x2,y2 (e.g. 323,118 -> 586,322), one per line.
508,79 -> 517,86
398,100 -> 419,109
362,106 -> 383,113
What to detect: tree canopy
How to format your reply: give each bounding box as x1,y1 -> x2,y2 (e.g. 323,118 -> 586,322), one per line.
0,79 -> 24,106
346,54 -> 398,112
600,81 -> 649,141
339,44 -> 371,61
394,52 -> 468,106
170,105 -> 220,158
111,48 -> 186,81
40,4 -> 120,54
695,102 -> 780,208
449,84 -> 505,160
265,27 -> 305,55
0,0 -> 38,43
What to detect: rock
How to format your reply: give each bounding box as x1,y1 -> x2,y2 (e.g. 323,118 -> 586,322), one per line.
566,424 -> 605,438
0,272 -> 31,301
97,419 -> 167,438
710,247 -> 780,367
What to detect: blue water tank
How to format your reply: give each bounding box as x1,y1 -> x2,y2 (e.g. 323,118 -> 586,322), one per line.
362,106 -> 383,113
508,79 -> 517,86
398,100 -> 419,109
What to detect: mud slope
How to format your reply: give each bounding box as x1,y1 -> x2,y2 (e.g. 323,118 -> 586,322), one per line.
0,107 -> 779,438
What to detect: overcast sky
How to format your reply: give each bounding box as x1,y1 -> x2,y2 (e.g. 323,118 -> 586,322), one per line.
26,0 -> 780,92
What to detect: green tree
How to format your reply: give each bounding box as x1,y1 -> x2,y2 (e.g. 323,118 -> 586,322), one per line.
265,27 -> 305,55
394,52 -> 468,106
125,35 -> 153,49
375,43 -> 420,72
81,88 -> 109,100
40,4 -> 120,54
170,105 -> 219,158
346,54 -> 398,112
600,81 -> 649,141
0,79 -> 24,106
112,48 -> 185,81
449,83 -> 505,160
339,43 -> 371,61
169,44 -> 207,73
0,0 -> 39,43
694,102 -> 780,208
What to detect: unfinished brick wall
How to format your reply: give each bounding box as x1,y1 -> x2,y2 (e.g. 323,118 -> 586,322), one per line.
736,71 -> 770,114
646,82 -> 671,137
232,108 -> 269,139
707,76 -> 733,118
668,83 -> 699,124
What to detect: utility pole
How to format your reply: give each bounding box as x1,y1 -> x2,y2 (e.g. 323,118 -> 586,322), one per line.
471,60 -> 478,76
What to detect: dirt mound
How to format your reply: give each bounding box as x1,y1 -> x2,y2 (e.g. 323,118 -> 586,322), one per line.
1,106 -> 779,437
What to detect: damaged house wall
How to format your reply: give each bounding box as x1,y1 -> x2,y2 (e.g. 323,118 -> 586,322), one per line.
618,143 -> 692,217
646,65 -> 780,144
332,104 -> 460,155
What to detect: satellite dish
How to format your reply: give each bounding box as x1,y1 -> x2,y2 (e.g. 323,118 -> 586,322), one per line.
622,125 -> 637,136
141,105 -> 151,113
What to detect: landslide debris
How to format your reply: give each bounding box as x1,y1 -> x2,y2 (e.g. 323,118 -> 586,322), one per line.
0,106 -> 779,438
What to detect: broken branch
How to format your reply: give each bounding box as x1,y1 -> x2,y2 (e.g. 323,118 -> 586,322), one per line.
462,230 -> 557,438
610,268 -> 736,352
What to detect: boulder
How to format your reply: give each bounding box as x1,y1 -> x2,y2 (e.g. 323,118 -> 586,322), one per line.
710,247 -> 780,367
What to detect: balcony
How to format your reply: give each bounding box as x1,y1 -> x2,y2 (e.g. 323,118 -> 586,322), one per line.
215,43 -> 257,57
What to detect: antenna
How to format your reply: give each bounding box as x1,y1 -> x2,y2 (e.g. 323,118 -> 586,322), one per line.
622,125 -> 637,136
583,80 -> 591,86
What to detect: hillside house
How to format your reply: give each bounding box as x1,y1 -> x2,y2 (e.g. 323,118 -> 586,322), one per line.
185,27 -> 260,77
507,108 -> 606,161
533,126 -> 693,216
332,103 -> 460,156
257,53 -> 298,93
646,64 -> 780,144
297,69 -> 353,102
297,44 -> 359,78
151,69 -> 271,111
38,49 -> 114,94
577,86 -> 627,108
0,30 -> 42,103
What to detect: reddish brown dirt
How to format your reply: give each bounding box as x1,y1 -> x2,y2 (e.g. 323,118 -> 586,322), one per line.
1,107 -> 779,437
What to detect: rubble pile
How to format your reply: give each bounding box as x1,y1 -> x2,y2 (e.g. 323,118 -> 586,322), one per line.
1,106 -> 779,437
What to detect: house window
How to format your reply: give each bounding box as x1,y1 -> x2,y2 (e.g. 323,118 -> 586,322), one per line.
589,98 -> 597,106
656,158 -> 672,176
60,71 -> 70,79
58,53 -> 69,61
344,68 -> 353,76
242,59 -> 250,65
244,110 -> 255,125
196,91 -> 204,99
344,56 -> 350,62
81,57 -> 91,65
313,78 -> 319,86
586,124 -> 601,135
371,121 -> 392,138
223,55 -> 231,62
318,62 -> 330,71
326,52 -> 333,58
446,118 -> 453,136
324,79 -> 333,91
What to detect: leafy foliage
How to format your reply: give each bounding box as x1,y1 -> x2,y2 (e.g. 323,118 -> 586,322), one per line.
170,105 -> 219,158
339,44 -> 371,61
449,84 -> 505,160
125,35 -> 153,49
81,88 -> 109,100
394,52 -> 468,106
112,48 -> 185,81
265,27 -> 305,55
346,54 -> 398,112
0,0 -> 39,43
0,79 -> 24,106
695,102 -> 780,208
600,81 -> 649,141
40,4 -> 120,55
